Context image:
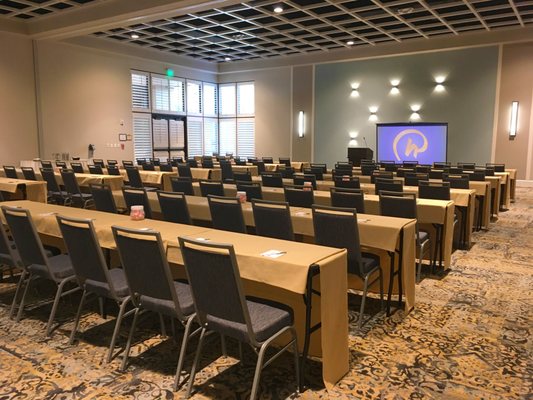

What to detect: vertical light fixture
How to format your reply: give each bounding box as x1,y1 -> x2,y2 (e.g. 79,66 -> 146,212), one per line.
350,82 -> 360,98
509,101 -> 519,139
390,79 -> 400,95
410,104 -> 421,121
369,106 -> 378,122
298,111 -> 305,138
434,75 -> 446,93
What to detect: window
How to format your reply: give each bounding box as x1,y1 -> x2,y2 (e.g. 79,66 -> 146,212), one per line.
131,71 -> 150,111
152,74 -> 185,114
132,113 -> 152,160
186,80 -> 202,115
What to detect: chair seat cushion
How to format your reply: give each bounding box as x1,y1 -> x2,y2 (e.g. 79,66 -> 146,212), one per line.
0,253 -> 15,267
85,267 -> 129,298
28,254 -> 74,280
139,281 -> 194,318
348,252 -> 380,276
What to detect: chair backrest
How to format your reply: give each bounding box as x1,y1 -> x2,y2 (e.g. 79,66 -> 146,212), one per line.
415,165 -> 430,173
458,162 -> 476,170
41,160 -> 53,169
202,159 -> 214,169
177,163 -> 192,178
0,219 -> 18,265
56,215 -> 115,292
1,206 -> 49,272
89,183 -> 118,213
443,173 -> 470,189
88,164 -> 104,175
335,162 -> 353,171
370,171 -> 393,183
61,169 -> 83,195
482,167 -> 495,176
334,175 -> 360,189
171,157 -> 184,166
379,191 -> 417,220
107,159 -> 118,166
303,167 -> 324,181
187,158 -> 198,168
361,164 -> 376,176
312,205 -> 364,276
56,161 -> 67,168
262,157 -> 274,164
122,160 -> 133,167
70,162 -> 85,173
379,161 -> 395,168
469,170 -> 486,181
235,158 -> 247,166
403,161 -> 418,168
156,191 -> 192,224
261,172 -> 283,188
428,169 -> 444,179
136,158 -> 147,166
279,157 -> 291,167
247,157 -> 258,163
449,166 -> 464,174
236,182 -> 262,201
332,168 -> 353,178
150,157 -> 160,166
233,171 -> 251,182
253,161 -> 266,174
375,178 -> 403,194
178,237 -> 257,342
122,187 -> 153,219
200,180 -> 225,197
486,163 -> 505,172
293,173 -> 317,190
21,167 -> 37,181
106,165 -> 121,175
220,160 -> 234,181
207,195 -> 246,233
3,166 -> 18,179
418,181 -> 451,200
113,226 -> 187,319
252,199 -> 294,241
142,163 -> 156,171
310,163 -> 327,173
404,172 -> 429,186
396,167 -> 414,177
433,162 -> 450,169
125,167 -> 143,188
92,159 -> 105,167
170,176 -> 194,195
330,187 -> 365,213
284,185 -> 314,208
279,166 -> 295,179
40,168 -> 61,192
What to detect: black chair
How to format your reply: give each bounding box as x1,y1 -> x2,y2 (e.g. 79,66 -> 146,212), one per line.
207,195 -> 246,233
280,166 -> 295,179
235,158 -> 247,166
335,162 -> 353,171
0,221 -> 19,280
92,159 -> 105,167
125,167 -> 157,191
142,163 -> 156,171
383,163 -> 398,172
449,166 -> 464,174
156,191 -> 192,224
479,167 -> 495,176
61,169 -> 94,208
233,171 -> 252,182
187,158 -> 198,168
247,157 -> 258,163
150,157 -> 160,166
310,163 -> 327,173
469,170 -> 486,182
113,227 -> 198,390
334,175 -> 360,189
415,165 -> 431,173
122,187 -> 153,219
41,160 -> 53,169
199,180 -> 224,197
236,182 -> 262,201
330,187 -> 365,213
220,160 -> 234,183
107,159 -> 118,166
379,191 -> 432,283
261,172 -> 283,188
122,160 -> 133,167
170,176 -> 194,195
253,161 -> 266,175
486,163 -> 505,172
284,185 -> 314,208
171,157 -> 184,166
443,173 -> 470,189
3,166 -> 18,179
428,170 -> 444,179
379,161 -> 395,168
370,171 -> 393,183
56,215 -> 133,362
404,172 -> 429,187
396,167 -> 414,178
252,199 -> 294,240
40,168 -> 70,205
279,157 -> 291,167
55,161 -> 67,168
88,164 -> 104,175
312,205 -> 383,329
89,183 -> 119,213
403,161 -> 418,168
21,167 -> 37,181
2,206 -> 78,335
136,158 -> 147,166
202,158 -> 214,169
418,181 -> 451,200
361,164 -> 377,176
70,162 -> 85,173
177,163 -> 193,179
303,167 -> 324,181
262,157 -> 274,164
178,237 -> 299,400
106,165 -> 121,176
375,178 -> 403,194
458,162 -> 476,170
332,168 -> 353,178
433,162 -> 450,169
293,173 -> 317,190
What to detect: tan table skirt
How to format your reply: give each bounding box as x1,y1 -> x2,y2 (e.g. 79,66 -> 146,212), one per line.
0,178 -> 47,203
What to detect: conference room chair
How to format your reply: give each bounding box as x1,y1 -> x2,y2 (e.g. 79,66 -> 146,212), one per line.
21,167 -> 37,181
136,158 -> 147,166
170,176 -> 194,195
486,163 -> 505,172
330,187 -> 365,213
253,160 -> 266,174
379,161 -> 395,168
61,169 -> 94,209
220,160 -> 234,183
106,165 -> 121,176
252,199 -> 294,240
262,156 -> 274,164
396,167 -> 414,177
428,169 -> 444,179
433,162 -> 451,169
2,206 -> 79,335
150,157 -> 160,166
0,221 -> 20,280
334,175 -> 361,189
122,187 -> 153,219
379,191 -> 432,283
235,158 -> 247,166
216,155 -> 226,162
293,173 -> 317,190
375,178 -> 403,194
122,160 -> 134,167
284,185 -> 314,208
402,161 -> 418,168
178,237 -> 299,399
3,166 -> 19,179
482,167 -> 495,176
443,173 -> 470,189
177,163 -> 193,179
202,158 -> 214,169
458,162 -> 476,170
370,171 -> 393,183
187,158 -> 199,168
113,227 -> 198,390
415,165 -> 431,173
303,167 -> 324,181
40,168 -> 71,205
89,183 -> 119,214
279,157 -> 291,167
171,157 -> 184,166
332,168 -> 353,178
310,163 -> 327,173
207,195 -> 246,233
56,215 -> 133,361
384,163 -> 398,172
233,171 -> 252,182
125,166 -> 158,191
141,163 -> 156,171
335,161 -> 353,171
40,160 -> 53,169
199,180 -> 225,197
92,159 -> 105,167
55,161 -> 67,168
312,205 -> 383,329
261,172 -> 283,188
70,162 -> 85,174
361,164 -> 377,176
280,166 -> 295,179
404,172 -> 429,187
88,164 -> 104,175
156,191 -> 192,225
236,182 -> 262,201
247,157 -> 258,163
449,166 -> 464,174
107,159 -> 118,166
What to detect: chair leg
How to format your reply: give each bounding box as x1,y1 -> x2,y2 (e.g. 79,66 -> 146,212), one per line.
69,289 -> 88,345
358,275 -> 370,330
159,313 -> 167,337
186,327 -> 207,398
16,274 -> 34,322
106,297 -> 131,363
46,278 -> 73,337
120,307 -> 140,371
291,328 -> 301,393
386,252 -> 395,316
173,315 -> 195,391
10,270 -> 27,319
378,268 -> 384,312
221,334 -> 227,356
250,341 -> 269,400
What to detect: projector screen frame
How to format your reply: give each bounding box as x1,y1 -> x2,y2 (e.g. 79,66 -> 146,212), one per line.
375,122 -> 448,164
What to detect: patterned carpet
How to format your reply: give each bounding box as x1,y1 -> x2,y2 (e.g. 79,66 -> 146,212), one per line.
0,187 -> 531,399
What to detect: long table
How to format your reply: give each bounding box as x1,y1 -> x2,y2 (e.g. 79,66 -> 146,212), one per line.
1,200 -> 349,389
0,177 -> 47,203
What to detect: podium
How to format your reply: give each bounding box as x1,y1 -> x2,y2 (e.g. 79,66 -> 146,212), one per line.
347,147 -> 373,166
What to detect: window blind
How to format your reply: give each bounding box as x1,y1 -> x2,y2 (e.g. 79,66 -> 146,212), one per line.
169,119 -> 185,149
132,113 -> 152,160
187,80 -> 202,115
187,116 -> 203,156
219,118 -> 237,156
219,84 -> 236,116
131,71 -> 150,111
169,79 -> 185,113
203,118 -> 219,156
237,118 -> 255,157
237,82 -> 255,116
203,82 -> 218,117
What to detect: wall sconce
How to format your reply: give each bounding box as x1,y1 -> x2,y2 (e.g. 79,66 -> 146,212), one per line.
509,101 -> 519,139
349,131 -> 358,147
434,75 -> 446,93
369,106 -> 378,122
390,79 -> 400,95
350,82 -> 360,98
298,111 -> 305,138
410,104 -> 421,120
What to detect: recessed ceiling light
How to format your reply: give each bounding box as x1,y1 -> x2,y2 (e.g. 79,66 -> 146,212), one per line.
224,57 -> 231,61
397,7 -> 414,15
346,40 -> 354,46
130,33 -> 139,39
274,6 -> 283,13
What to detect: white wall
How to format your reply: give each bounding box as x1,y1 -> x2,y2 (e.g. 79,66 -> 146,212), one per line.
0,32 -> 39,165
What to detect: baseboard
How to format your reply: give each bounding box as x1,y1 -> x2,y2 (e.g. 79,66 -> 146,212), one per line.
517,180 -> 533,188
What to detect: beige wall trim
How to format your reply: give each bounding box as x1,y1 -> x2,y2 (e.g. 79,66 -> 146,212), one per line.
491,44 -> 503,163
310,64 -> 315,163
517,180 -> 533,187
289,66 -> 293,160
526,85 -> 533,180
32,40 -> 43,158
0,19 -> 28,35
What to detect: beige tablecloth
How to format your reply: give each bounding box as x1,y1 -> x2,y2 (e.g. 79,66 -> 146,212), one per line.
0,177 -> 47,203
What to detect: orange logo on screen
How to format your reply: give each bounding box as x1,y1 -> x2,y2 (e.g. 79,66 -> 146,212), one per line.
392,129 -> 428,161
